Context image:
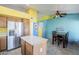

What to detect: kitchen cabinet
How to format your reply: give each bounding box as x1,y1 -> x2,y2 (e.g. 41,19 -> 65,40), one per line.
21,39 -> 26,55
21,36 -> 48,55
25,42 -> 33,55
0,16 -> 7,27
22,19 -> 30,35
0,36 -> 6,52
21,39 -> 33,55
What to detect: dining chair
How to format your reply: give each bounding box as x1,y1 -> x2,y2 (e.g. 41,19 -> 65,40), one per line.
57,32 -> 69,48
52,31 -> 57,44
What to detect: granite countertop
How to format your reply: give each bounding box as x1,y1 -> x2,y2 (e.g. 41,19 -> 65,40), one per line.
21,36 -> 48,45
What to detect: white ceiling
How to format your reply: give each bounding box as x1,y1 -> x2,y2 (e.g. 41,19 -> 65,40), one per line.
0,4 -> 79,18
0,4 -> 26,11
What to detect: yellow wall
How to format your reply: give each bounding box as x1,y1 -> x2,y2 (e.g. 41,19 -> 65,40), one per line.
0,6 -> 31,33
0,28 -> 7,32
25,7 -> 38,36
38,28 -> 42,37
0,6 -> 31,19
25,7 -> 38,19
25,7 -> 44,37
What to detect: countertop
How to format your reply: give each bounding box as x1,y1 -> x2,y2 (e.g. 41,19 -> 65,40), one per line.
21,36 -> 48,45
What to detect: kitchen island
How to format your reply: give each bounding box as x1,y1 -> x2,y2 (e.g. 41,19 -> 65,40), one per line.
21,36 -> 48,55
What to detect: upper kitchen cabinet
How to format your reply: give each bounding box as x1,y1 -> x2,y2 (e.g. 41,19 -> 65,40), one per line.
0,16 -> 7,28
7,17 -> 22,22
23,19 -> 30,36
14,17 -> 22,22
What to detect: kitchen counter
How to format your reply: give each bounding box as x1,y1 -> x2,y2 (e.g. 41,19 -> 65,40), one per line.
21,36 -> 48,55
21,36 -> 48,46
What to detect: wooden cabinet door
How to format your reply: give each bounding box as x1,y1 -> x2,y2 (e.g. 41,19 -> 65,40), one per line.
0,37 -> 6,51
0,39 -> 1,51
0,17 -> 7,27
23,19 -> 30,35
21,39 -> 33,55
21,39 -> 26,55
25,42 -> 33,55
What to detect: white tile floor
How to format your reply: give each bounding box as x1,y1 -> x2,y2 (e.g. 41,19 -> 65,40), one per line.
0,48 -> 21,55
1,41 -> 79,55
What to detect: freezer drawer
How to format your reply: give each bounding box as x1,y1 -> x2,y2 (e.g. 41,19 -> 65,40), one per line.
7,36 -> 15,50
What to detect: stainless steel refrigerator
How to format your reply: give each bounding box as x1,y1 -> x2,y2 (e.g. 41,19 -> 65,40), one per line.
7,21 -> 23,50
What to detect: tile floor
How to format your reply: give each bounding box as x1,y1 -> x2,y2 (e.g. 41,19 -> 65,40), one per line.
0,41 -> 79,55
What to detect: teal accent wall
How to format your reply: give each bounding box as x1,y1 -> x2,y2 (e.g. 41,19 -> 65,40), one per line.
44,14 -> 79,42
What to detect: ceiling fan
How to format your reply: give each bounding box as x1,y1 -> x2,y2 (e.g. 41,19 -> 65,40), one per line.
56,11 -> 67,17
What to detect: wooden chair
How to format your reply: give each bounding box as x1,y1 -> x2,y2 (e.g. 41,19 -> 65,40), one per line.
63,32 -> 69,48
57,32 -> 69,48
52,31 -> 57,44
